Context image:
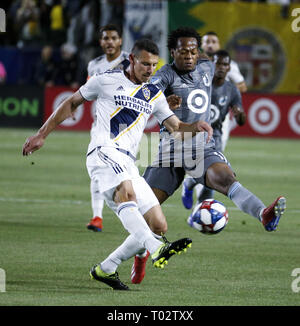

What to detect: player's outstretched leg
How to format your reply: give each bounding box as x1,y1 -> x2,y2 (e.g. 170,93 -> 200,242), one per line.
261,196 -> 286,232
151,236 -> 192,268
131,251 -> 150,284
90,264 -> 129,290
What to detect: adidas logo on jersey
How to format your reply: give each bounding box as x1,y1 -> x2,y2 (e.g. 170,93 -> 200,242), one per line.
116,86 -> 125,91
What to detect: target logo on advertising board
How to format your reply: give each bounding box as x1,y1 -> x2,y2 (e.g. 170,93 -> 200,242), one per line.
44,87 -> 300,138
231,94 -> 300,138
288,101 -> 300,135
248,98 -> 280,134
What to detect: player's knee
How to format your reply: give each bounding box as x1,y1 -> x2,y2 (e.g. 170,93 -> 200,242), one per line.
206,163 -> 236,195
114,181 -> 137,204
144,206 -> 168,235
151,219 -> 168,235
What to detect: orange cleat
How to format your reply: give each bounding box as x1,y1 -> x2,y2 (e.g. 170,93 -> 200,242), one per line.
86,216 -> 103,232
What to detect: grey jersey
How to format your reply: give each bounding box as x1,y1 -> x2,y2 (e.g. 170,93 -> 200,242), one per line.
151,59 -> 215,143
149,59 -> 215,170
210,80 -> 242,138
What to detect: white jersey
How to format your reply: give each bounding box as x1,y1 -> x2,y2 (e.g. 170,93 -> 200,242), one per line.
87,51 -> 129,77
79,69 -> 174,158
226,60 -> 244,84
87,51 -> 130,140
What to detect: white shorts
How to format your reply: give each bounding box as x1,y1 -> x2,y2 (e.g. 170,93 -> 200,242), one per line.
86,146 -> 159,215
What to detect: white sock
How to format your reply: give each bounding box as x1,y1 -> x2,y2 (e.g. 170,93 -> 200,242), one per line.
101,234 -> 145,274
117,201 -> 162,254
136,231 -> 162,258
90,178 -> 104,218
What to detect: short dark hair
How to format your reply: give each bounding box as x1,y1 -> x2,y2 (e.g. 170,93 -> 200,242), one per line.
214,49 -> 231,62
168,27 -> 201,51
99,24 -> 122,38
131,38 -> 159,56
203,31 -> 218,38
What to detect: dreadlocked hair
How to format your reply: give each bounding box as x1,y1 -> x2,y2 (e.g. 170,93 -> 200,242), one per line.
167,27 -> 201,51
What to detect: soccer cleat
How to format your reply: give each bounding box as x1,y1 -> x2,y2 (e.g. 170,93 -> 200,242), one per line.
86,216 -> 103,232
181,179 -> 194,209
151,236 -> 192,268
131,251 -> 150,284
90,264 -> 129,290
261,196 -> 286,232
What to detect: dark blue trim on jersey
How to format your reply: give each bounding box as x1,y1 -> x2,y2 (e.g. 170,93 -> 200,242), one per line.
134,84 -> 160,103
86,146 -> 136,162
110,107 -> 140,138
116,148 -> 136,161
110,83 -> 161,138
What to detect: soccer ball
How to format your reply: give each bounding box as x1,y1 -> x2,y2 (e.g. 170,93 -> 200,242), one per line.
188,199 -> 229,234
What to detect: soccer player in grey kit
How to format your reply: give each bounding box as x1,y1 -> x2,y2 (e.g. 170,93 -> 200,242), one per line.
182,49 -> 246,208
143,27 -> 286,239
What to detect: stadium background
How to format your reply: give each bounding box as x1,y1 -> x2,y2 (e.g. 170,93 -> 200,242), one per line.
1,0 -> 300,308
1,0 -> 300,138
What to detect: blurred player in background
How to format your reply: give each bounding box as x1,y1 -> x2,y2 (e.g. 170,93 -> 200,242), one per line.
182,49 -> 246,209
201,31 -> 247,94
22,38 -> 212,290
201,31 -> 247,152
86,24 -> 129,232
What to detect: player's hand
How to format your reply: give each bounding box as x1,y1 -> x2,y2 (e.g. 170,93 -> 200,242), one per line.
166,94 -> 182,111
70,111 -> 76,121
194,120 -> 213,143
22,134 -> 45,156
231,106 -> 246,126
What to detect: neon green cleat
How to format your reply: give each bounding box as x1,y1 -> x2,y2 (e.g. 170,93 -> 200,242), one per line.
90,264 -> 129,290
151,236 -> 192,268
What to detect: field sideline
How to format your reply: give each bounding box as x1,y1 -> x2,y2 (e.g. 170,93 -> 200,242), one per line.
0,127 -> 299,306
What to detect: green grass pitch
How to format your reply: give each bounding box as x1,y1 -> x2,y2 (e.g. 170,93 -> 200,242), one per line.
0,127 -> 299,306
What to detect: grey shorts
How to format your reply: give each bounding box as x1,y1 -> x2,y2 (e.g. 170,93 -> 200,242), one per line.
143,147 -> 230,197
213,135 -> 222,152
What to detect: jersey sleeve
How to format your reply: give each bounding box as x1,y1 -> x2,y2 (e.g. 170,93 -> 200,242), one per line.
87,61 -> 93,78
150,65 -> 173,92
79,75 -> 101,101
151,90 -> 174,125
230,84 -> 243,109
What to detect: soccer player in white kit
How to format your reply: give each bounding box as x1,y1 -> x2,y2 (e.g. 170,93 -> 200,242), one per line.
86,24 -> 129,232
22,38 -> 213,290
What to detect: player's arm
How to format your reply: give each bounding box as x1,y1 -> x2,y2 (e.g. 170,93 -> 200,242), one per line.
228,61 -> 247,93
231,105 -> 246,126
236,81 -> 247,93
166,94 -> 182,111
230,85 -> 246,126
163,114 -> 213,143
22,91 -> 85,156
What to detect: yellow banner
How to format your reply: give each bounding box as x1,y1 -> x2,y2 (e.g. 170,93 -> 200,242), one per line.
177,2 -> 300,94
